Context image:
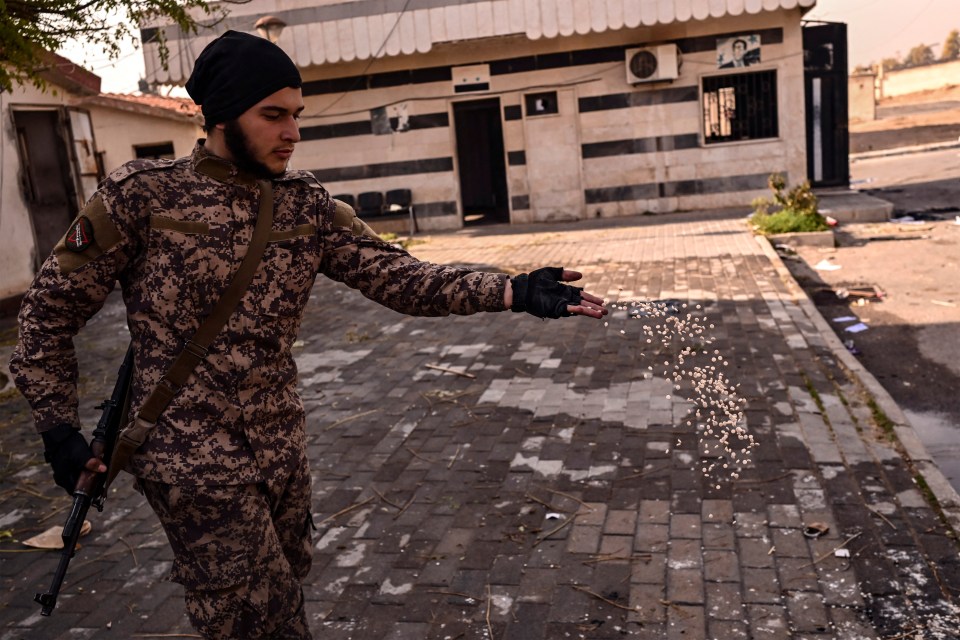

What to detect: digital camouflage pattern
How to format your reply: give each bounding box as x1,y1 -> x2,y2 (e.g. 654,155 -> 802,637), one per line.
10,141 -> 508,638
138,463 -> 312,639
11,142 -> 508,490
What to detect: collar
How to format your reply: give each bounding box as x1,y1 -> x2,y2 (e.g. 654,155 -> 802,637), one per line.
190,140 -> 312,188
191,140 -> 262,187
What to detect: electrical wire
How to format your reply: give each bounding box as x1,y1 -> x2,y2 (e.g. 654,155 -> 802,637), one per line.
301,60 -> 620,120
313,0 -> 417,117
299,46 -> 804,122
304,75 -> 611,121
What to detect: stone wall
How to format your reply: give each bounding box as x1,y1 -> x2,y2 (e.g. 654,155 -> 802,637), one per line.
880,59 -> 960,99
849,72 -> 877,123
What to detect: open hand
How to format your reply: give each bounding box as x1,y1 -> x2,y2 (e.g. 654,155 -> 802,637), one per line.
557,270 -> 608,318
506,267 -> 608,319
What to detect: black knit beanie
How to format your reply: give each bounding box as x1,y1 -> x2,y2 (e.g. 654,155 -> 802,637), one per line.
186,30 -> 302,126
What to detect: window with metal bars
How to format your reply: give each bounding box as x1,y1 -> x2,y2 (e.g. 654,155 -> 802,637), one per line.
702,70 -> 778,144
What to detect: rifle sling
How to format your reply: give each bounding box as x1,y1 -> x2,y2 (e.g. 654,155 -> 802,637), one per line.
110,180 -> 275,475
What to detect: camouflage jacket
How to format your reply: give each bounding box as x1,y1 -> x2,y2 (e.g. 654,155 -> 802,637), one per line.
11,142 -> 507,486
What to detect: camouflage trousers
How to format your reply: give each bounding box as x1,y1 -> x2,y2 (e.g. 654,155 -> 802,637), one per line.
139,464 -> 314,639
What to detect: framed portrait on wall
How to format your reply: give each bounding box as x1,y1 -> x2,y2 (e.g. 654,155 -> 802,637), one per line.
717,35 -> 761,68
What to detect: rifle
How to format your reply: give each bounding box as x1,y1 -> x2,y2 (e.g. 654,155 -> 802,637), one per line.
35,344 -> 134,616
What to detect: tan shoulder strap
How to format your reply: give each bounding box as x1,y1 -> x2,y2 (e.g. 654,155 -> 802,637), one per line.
138,180 -> 275,422
109,181 -> 274,483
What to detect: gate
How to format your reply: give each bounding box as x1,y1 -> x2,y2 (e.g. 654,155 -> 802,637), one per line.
803,22 -> 850,188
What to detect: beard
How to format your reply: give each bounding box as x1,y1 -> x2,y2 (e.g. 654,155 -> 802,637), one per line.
222,120 -> 286,179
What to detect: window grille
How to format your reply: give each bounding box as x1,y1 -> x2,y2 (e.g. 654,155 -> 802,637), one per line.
702,70 -> 778,144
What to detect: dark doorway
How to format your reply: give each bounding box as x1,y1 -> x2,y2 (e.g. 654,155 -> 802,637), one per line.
12,109 -> 79,269
452,98 -> 509,226
803,22 -> 850,188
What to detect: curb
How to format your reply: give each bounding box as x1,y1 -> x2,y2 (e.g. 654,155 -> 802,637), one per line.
767,230 -> 835,248
755,234 -> 960,534
850,139 -> 960,162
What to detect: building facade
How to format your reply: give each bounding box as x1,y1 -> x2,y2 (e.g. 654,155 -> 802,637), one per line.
144,0 -> 817,231
83,93 -> 202,176
0,56 -> 202,304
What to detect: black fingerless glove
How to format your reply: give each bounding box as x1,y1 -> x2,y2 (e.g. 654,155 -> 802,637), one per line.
510,266 -> 583,319
41,424 -> 94,495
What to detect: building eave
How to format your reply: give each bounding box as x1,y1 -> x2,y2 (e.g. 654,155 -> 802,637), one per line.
143,0 -> 816,85
39,50 -> 101,95
79,94 -> 202,125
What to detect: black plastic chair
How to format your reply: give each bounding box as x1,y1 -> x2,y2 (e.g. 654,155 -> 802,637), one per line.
357,192 -> 384,218
385,189 -> 417,234
333,193 -> 355,208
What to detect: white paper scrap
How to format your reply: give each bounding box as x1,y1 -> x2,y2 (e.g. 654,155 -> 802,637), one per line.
844,323 -> 869,333
814,260 -> 841,271
832,316 -> 858,323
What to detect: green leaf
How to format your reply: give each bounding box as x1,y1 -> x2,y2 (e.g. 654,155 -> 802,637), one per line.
0,0 -> 237,93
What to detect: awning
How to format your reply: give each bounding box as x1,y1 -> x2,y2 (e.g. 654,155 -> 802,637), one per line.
143,0 -> 816,84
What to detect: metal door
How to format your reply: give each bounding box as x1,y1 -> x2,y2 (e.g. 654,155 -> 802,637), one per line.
803,22 -> 850,188
12,108 -> 80,269
66,108 -> 104,204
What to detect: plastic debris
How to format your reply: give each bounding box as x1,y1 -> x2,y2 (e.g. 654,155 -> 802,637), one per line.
814,259 -> 841,271
844,323 -> 869,333
843,339 -> 861,355
891,215 -> 925,224
774,243 -> 797,255
833,316 -> 858,323
834,548 -> 851,558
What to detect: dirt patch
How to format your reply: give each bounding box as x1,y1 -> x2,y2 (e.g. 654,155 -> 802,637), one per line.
873,84 -> 960,108
850,86 -> 960,152
777,219 -> 960,489
851,123 -> 960,153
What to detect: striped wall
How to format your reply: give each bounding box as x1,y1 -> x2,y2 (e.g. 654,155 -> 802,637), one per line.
290,9 -> 807,229
142,0 -> 816,84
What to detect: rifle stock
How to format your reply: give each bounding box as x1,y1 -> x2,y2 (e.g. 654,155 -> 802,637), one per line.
35,344 -> 134,616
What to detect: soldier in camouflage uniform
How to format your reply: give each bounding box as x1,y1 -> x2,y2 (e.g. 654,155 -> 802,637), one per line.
10,30 -> 607,639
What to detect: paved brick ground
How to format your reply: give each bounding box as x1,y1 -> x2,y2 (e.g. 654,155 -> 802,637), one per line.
1,210 -> 958,639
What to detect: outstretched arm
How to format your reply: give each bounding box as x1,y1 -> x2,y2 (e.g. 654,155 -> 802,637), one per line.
320,205 -> 606,319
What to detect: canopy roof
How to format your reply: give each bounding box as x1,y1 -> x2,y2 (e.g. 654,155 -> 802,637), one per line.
144,0 -> 816,84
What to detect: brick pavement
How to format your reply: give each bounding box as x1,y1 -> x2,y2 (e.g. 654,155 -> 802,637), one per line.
0,210 -> 958,639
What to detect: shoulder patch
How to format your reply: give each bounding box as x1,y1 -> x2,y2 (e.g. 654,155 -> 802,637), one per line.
54,195 -> 125,275
64,216 -> 95,252
107,157 -> 179,184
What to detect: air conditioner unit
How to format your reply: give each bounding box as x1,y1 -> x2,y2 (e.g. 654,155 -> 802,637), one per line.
625,45 -> 680,84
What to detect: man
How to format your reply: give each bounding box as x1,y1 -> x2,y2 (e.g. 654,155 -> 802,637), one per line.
720,37 -> 759,68
10,30 -> 606,640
